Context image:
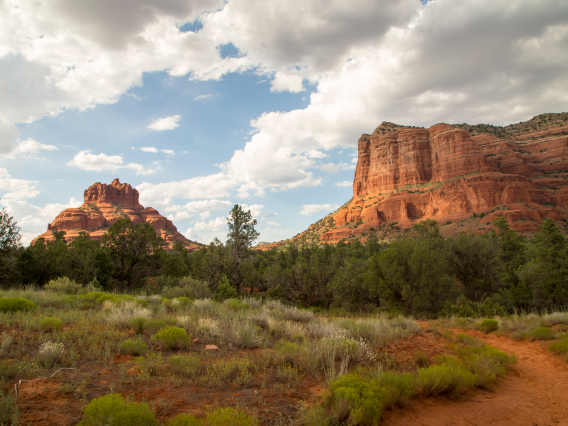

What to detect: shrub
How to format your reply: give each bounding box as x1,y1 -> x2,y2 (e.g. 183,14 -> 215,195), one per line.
143,319 -> 167,335
374,371 -> 418,408
213,275 -> 238,302
167,413 -> 200,426
119,339 -> 147,356
39,317 -> 64,332
38,341 -> 65,367
328,374 -> 387,425
455,333 -> 479,346
78,393 -> 159,426
129,317 -> 147,334
0,389 -> 19,425
413,351 -> 429,367
418,362 -> 477,398
135,353 -> 164,376
106,301 -> 151,326
227,321 -> 263,349
0,332 -> 13,356
479,319 -> 499,334
197,318 -> 221,337
224,298 -> 250,311
163,276 -> 213,300
462,353 -> 504,390
44,277 -> 82,294
151,326 -> 190,349
0,297 -> 36,312
204,407 -> 259,426
167,355 -> 201,377
529,327 -> 556,341
548,341 -> 568,355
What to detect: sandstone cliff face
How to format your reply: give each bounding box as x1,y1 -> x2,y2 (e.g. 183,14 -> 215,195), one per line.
320,113 -> 568,242
33,179 -> 201,250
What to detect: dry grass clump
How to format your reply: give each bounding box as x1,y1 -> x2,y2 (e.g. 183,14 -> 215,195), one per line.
106,301 -> 151,326
197,318 -> 221,337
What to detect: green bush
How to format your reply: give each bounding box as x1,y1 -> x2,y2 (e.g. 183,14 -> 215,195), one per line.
39,317 -> 64,332
224,298 -> 250,311
167,355 -> 201,377
163,276 -> 212,300
0,389 -> 19,425
44,277 -> 82,294
418,362 -> 477,398
413,351 -> 429,367
455,333 -> 479,346
0,297 -> 36,312
135,353 -> 163,376
143,319 -> 167,335
213,275 -> 238,302
129,317 -> 147,334
78,393 -> 158,426
479,319 -> 499,334
529,327 -> 556,341
119,339 -> 147,356
167,413 -> 200,426
374,371 -> 417,408
548,340 -> 568,355
462,353 -> 504,390
151,326 -> 190,349
328,374 -> 387,425
204,407 -> 259,426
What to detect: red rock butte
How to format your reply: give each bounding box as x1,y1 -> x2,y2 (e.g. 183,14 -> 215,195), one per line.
319,113 -> 568,242
32,178 -> 201,250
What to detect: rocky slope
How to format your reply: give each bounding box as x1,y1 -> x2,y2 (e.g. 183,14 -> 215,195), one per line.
32,179 -> 202,250
265,113 -> 568,248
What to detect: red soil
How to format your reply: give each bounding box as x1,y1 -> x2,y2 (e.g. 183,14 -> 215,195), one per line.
382,329 -> 568,426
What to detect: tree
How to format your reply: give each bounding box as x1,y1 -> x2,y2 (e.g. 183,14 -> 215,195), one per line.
101,219 -> 164,288
0,209 -> 21,253
226,204 -> 260,293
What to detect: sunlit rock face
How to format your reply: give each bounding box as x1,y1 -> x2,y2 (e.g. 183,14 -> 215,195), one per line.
321,113 -> 568,241
32,179 -> 201,250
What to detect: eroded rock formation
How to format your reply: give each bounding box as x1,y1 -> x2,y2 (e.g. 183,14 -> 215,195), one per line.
318,113 -> 568,242
32,179 -> 201,250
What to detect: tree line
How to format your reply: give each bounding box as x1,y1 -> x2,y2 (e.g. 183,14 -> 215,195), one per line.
1,204 -> 567,317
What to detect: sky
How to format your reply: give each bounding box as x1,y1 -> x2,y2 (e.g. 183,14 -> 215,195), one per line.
1,0 -> 567,246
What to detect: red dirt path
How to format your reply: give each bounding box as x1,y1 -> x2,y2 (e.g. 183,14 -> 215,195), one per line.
382,329 -> 568,426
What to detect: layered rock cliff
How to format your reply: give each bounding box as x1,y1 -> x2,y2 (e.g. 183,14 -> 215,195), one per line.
318,112 -> 568,242
32,179 -> 202,250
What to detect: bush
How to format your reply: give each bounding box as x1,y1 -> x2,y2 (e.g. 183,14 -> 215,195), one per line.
479,319 -> 499,334
213,275 -> 238,302
151,326 -> 190,349
167,413 -> 200,426
44,277 -> 82,294
374,371 -> 417,408
548,341 -> 568,355
129,317 -> 147,334
39,317 -> 64,332
328,373 -> 387,425
204,407 -> 258,426
462,353 -> 504,390
418,362 -> 477,398
455,333 -> 479,346
78,393 -> 159,426
143,319 -> 167,335
0,297 -> 36,312
38,341 -> 65,368
0,389 -> 19,425
167,355 -> 201,377
119,339 -> 147,356
135,353 -> 164,376
413,351 -> 429,367
529,327 -> 556,341
224,298 -> 250,311
163,277 -> 213,300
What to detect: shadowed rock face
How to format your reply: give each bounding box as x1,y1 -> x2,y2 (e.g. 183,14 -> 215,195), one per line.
319,113 -> 568,242
32,179 -> 201,250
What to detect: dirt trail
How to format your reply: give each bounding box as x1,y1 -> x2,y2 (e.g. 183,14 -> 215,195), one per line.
382,330 -> 568,426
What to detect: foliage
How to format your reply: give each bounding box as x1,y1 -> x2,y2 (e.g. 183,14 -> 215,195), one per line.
418,362 -> 477,397
204,407 -> 259,426
151,326 -> 190,349
0,389 -> 19,426
167,413 -> 201,426
413,351 -> 429,367
119,339 -> 147,356
0,297 -> 36,312
39,317 -> 64,332
78,393 -> 159,426
162,276 -> 212,299
167,355 -> 201,377
548,340 -> 568,355
528,327 -> 556,340
44,277 -> 82,294
213,275 -> 238,302
479,319 -> 499,334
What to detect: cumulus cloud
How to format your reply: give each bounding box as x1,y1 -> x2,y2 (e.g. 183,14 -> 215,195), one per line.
184,216 -> 227,242
147,115 -> 182,131
194,93 -> 218,100
335,181 -> 352,187
140,147 -> 159,153
161,149 -> 175,155
241,203 -> 264,218
67,151 -> 158,175
3,139 -> 57,159
0,168 -> 39,200
300,203 -> 338,216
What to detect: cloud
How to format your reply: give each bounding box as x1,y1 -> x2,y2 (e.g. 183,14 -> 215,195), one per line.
335,181 -> 352,187
200,211 -> 211,219
0,168 -> 39,200
267,221 -> 280,226
140,147 -> 159,153
263,211 -> 277,218
194,93 -> 218,100
241,203 -> 264,218
167,211 -> 193,222
147,115 -> 181,131
300,203 -> 338,216
271,71 -> 304,93
161,149 -> 175,155
67,151 -> 158,175
3,139 -> 57,159
137,175 -> 235,205
184,216 -> 227,241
